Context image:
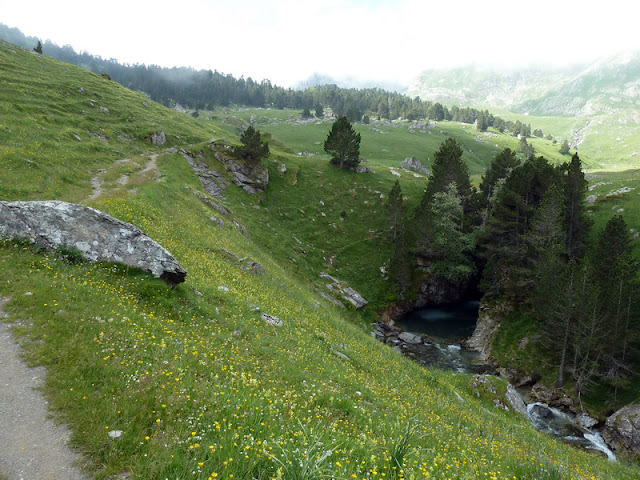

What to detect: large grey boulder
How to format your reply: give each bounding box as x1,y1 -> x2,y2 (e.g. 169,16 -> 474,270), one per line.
0,201 -> 187,284
602,403 -> 640,460
400,157 -> 429,175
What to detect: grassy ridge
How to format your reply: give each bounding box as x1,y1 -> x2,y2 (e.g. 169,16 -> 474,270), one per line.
1,40 -> 639,479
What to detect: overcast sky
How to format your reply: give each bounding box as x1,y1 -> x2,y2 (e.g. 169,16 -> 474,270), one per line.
2,0 -> 639,88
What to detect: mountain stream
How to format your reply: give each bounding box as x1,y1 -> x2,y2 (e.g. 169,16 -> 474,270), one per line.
397,302 -> 616,461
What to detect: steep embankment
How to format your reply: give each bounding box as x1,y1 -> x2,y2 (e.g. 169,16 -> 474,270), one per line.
1,40 -> 639,479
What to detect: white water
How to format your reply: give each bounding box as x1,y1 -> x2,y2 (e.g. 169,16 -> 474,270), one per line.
527,402 -> 616,461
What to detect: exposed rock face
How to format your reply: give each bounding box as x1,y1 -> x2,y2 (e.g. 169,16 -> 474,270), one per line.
319,273 -> 368,309
0,201 -> 186,284
150,131 -> 167,145
505,384 -> 528,417
400,157 -> 429,175
210,144 -> 269,195
602,403 -> 640,460
464,303 -> 506,361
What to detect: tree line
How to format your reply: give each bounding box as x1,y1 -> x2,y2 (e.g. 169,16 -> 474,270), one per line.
0,23 -> 546,139
385,139 -> 639,397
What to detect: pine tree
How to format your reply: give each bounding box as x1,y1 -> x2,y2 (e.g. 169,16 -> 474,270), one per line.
421,183 -> 476,284
417,138 -> 472,212
559,139 -> 571,155
234,126 -> 269,163
33,40 -> 43,54
563,153 -> 591,260
324,116 -> 361,169
480,156 -> 560,298
479,148 -> 519,222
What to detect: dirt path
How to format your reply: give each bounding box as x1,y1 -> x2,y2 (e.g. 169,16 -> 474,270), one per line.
0,296 -> 91,480
85,154 -> 158,203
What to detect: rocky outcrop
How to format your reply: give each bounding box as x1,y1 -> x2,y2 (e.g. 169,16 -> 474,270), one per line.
184,144 -> 269,197
602,403 -> 640,460
149,131 -> 167,145
464,303 -> 508,361
0,201 -> 186,284
210,144 -> 269,195
319,273 -> 368,309
400,157 -> 429,175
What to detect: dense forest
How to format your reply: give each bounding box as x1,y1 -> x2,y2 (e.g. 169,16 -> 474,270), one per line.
386,139 -> 639,397
1,23 -> 537,138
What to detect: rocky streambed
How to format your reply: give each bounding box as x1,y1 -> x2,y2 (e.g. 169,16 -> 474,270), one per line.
373,303 -> 618,461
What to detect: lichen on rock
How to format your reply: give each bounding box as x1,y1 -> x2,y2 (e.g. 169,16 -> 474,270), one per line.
0,200 -> 187,284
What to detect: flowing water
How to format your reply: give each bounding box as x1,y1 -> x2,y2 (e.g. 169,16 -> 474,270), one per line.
397,301 -> 616,460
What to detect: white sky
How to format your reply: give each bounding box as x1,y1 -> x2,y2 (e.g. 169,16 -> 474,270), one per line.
2,0 -> 639,88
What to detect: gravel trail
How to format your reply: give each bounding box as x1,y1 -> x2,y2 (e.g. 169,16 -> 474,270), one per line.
0,296 -> 91,480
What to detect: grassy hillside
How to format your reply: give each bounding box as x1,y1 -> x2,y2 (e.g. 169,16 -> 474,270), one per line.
1,40 -> 639,479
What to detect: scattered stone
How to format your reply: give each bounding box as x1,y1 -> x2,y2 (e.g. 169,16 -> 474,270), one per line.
98,106 -> 110,114
261,313 -> 283,326
353,166 -> 375,174
150,131 -> 167,145
108,430 -> 123,439
242,261 -> 264,276
330,348 -> 350,361
400,157 -> 429,175
320,273 -> 340,283
606,186 -> 635,197
78,87 -> 85,94
186,186 -> 230,215
218,286 -> 229,292
210,216 -> 224,227
576,413 -> 599,430
0,201 -> 187,284
279,163 -> 287,174
72,134 -> 82,141
398,332 -> 422,344
586,195 -> 598,204
233,221 -> 249,237
319,292 -> 345,308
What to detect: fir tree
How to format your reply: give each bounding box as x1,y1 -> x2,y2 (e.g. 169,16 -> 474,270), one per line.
563,153 -> 591,260
234,126 -> 269,163
324,116 -> 361,169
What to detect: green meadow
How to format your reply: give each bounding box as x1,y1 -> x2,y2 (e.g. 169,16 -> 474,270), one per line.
1,40 -> 639,479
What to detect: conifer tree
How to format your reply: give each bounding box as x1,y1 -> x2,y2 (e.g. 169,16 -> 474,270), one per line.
421,183 -> 476,284
479,148 -> 519,222
416,138 -> 472,216
324,116 -> 361,169
563,153 -> 591,260
234,126 -> 269,163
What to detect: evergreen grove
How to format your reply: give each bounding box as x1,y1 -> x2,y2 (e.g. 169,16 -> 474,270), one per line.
387,140 -> 639,399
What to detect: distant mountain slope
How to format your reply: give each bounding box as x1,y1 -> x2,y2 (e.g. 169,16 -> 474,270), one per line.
407,52 -> 640,168
408,52 -> 640,116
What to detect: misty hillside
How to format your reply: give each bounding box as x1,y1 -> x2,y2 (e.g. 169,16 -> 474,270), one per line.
407,53 -> 640,169
407,52 -> 640,117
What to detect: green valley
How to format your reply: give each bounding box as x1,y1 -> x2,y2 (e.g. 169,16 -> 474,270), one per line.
1,37 -> 640,480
